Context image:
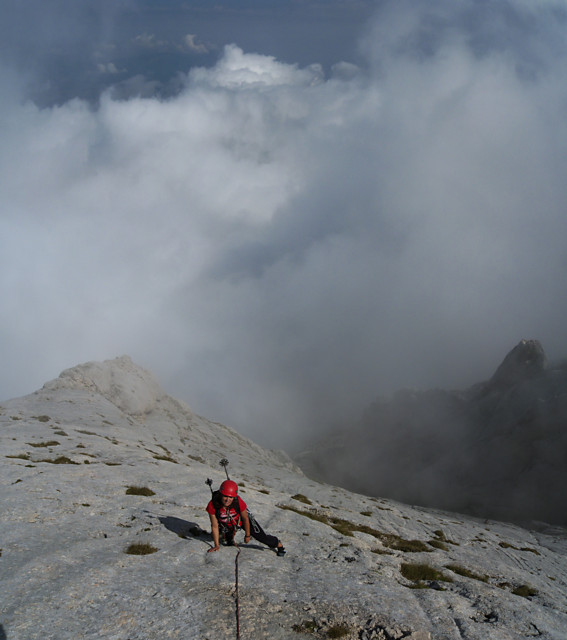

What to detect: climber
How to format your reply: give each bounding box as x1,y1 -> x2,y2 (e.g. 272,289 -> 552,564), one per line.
206,479 -> 286,556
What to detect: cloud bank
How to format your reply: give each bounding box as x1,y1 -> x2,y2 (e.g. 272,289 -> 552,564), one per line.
2,1 -> 567,449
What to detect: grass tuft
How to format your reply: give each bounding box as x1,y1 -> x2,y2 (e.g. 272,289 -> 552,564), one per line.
153,454 -> 178,463
431,529 -> 459,546
279,505 -> 328,524
292,494 -> 313,505
499,541 -> 515,549
499,541 -> 540,555
278,505 -> 430,551
326,624 -> 351,638
27,441 -> 60,448
292,619 -> 318,633
329,518 -> 355,537
428,539 -> 449,551
38,456 -> 78,464
125,543 -> 158,555
126,486 -> 155,496
445,564 -> 488,582
512,584 -> 538,598
381,534 -> 430,553
400,562 -> 453,584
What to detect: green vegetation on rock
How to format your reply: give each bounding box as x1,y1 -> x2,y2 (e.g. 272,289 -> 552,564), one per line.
125,543 -> 158,555
126,486 -> 156,496
38,456 -> 78,464
27,441 -> 60,448
445,564 -> 489,583
279,504 -> 431,551
512,584 -> 538,598
400,562 -> 453,587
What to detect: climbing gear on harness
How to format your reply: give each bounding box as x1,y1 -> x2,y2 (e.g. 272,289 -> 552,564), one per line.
221,530 -> 236,546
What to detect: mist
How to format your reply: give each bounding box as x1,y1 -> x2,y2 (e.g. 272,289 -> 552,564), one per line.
298,340 -> 567,525
1,0 -> 567,451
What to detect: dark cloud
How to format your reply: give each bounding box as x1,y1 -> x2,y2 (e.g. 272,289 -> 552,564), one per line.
1,1 -> 567,452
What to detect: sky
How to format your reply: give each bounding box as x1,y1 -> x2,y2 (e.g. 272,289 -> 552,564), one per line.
1,0 -> 567,450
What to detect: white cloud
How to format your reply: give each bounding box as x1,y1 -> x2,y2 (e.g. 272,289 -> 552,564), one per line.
2,2 -> 567,449
184,34 -> 208,55
97,62 -> 120,74
190,44 -> 324,89
133,33 -> 168,50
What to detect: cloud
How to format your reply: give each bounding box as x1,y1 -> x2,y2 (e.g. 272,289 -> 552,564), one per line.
2,2 -> 567,452
184,34 -> 209,55
132,33 -> 170,50
190,43 -> 324,89
97,62 -> 120,74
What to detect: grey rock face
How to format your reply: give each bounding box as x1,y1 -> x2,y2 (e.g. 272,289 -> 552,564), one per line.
297,340 -> 567,525
488,339 -> 547,389
1,356 -> 567,640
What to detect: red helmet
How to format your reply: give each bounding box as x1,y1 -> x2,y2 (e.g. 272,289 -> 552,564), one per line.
219,480 -> 238,497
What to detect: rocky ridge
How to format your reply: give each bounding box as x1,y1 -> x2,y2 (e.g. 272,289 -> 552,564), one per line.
1,356 -> 567,639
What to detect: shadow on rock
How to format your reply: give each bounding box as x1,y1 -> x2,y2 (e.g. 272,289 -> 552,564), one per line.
241,543 -> 267,552
158,516 -> 209,540
0,624 -> 7,640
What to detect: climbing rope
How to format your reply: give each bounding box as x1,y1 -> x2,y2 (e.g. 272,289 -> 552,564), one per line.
234,543 -> 241,640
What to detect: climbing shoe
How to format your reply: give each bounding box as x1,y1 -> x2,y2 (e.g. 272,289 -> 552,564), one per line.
276,546 -> 286,557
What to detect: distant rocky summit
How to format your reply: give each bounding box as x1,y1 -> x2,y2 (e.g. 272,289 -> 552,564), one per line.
488,339 -> 547,389
2,355 -> 567,639
296,340 -> 567,526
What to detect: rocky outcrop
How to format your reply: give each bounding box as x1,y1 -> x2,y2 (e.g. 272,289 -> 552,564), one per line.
42,355 -> 170,416
297,340 -> 567,525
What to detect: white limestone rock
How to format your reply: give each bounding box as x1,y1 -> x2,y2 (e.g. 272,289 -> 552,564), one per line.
42,355 -> 169,416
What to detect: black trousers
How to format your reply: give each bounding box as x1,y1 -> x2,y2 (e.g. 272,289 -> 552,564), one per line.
248,512 -> 280,548
221,511 -> 279,548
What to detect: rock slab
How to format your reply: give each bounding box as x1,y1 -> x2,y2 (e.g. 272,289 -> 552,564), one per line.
1,356 -> 567,639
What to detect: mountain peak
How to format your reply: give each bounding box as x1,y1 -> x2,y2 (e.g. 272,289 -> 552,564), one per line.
41,355 -> 168,416
489,339 -> 546,389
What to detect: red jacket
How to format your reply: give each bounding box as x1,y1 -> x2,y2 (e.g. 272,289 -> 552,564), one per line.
206,495 -> 247,529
